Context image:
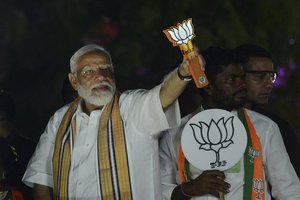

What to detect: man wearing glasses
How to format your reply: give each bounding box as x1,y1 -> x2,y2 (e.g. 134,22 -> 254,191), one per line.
22,44 -> 195,200
235,43 -> 300,178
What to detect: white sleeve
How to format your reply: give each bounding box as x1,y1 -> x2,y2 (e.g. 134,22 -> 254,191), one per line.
264,122 -> 300,199
159,130 -> 179,200
22,108 -> 67,188
120,84 -> 181,137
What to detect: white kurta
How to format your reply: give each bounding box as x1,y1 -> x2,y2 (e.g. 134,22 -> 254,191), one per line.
160,109 -> 300,200
23,85 -> 181,200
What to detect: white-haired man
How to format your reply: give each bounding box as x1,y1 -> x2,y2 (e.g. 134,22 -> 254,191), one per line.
22,44 -> 195,199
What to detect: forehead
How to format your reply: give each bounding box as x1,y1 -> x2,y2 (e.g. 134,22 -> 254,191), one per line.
221,63 -> 243,75
77,51 -> 111,67
246,57 -> 274,71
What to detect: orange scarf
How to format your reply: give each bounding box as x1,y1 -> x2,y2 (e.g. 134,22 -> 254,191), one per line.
238,108 -> 264,200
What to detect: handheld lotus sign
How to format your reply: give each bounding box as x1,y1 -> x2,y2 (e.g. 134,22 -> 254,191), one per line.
181,109 -> 247,171
163,18 -> 209,88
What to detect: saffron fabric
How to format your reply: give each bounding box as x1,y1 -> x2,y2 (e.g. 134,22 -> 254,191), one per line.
159,109 -> 300,200
251,105 -> 300,177
238,108 -> 264,200
23,85 -> 180,200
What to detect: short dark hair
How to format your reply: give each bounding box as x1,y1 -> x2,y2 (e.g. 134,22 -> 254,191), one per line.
199,46 -> 242,98
202,46 -> 242,82
234,43 -> 272,68
0,90 -> 16,121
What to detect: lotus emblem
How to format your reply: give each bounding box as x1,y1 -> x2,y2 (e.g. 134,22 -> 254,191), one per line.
248,146 -> 260,163
164,19 -> 195,46
190,116 -> 235,168
253,179 -> 264,199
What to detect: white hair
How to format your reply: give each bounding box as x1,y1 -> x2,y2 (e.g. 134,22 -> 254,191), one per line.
70,44 -> 113,73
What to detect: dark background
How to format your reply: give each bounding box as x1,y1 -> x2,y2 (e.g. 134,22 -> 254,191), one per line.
1,0 -> 300,141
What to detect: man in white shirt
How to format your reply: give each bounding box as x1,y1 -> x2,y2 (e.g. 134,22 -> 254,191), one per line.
160,46 -> 300,200
235,43 -> 300,178
23,44 -> 195,200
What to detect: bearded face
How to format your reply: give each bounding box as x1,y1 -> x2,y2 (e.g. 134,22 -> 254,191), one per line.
77,80 -> 116,107
211,63 -> 247,111
213,85 -> 247,111
69,50 -> 116,110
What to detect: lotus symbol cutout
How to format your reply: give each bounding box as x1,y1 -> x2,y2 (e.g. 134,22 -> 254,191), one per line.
253,179 -> 264,199
166,19 -> 195,45
190,116 -> 235,168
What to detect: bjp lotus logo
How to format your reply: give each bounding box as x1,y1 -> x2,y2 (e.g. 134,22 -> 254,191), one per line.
163,19 -> 195,46
253,179 -> 264,199
190,116 -> 235,168
248,146 -> 260,163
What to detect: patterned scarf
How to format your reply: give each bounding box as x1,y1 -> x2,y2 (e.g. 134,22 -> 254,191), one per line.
52,94 -> 132,199
238,108 -> 264,200
178,108 -> 264,199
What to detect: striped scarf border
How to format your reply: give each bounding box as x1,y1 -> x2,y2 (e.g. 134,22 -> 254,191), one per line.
98,94 -> 133,200
53,97 -> 80,199
53,94 -> 132,199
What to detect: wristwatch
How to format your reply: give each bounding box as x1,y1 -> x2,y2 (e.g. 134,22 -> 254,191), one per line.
177,68 -> 192,81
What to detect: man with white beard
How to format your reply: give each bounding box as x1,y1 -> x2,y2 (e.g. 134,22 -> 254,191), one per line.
22,44 -> 195,200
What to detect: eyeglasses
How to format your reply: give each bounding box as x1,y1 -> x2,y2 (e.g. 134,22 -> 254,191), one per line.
244,70 -> 277,83
77,64 -> 114,79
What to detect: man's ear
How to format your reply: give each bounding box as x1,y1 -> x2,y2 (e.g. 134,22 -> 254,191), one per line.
68,73 -> 78,90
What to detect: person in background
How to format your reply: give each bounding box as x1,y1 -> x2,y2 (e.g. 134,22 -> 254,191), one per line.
23,44 -> 196,199
234,43 -> 300,177
159,46 -> 300,199
0,90 -> 37,199
0,138 -> 28,200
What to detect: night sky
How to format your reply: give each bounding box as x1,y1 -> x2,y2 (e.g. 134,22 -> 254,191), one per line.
1,0 -> 300,141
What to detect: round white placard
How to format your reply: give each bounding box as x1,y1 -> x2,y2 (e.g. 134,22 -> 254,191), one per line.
181,109 -> 247,171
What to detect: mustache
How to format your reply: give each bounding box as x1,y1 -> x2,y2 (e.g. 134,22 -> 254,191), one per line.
91,81 -> 112,90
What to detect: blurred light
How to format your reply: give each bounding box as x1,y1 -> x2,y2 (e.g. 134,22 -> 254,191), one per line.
273,66 -> 286,88
288,37 -> 296,45
277,67 -> 286,77
288,58 -> 298,71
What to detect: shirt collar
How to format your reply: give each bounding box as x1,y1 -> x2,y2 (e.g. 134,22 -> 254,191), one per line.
73,98 -> 106,118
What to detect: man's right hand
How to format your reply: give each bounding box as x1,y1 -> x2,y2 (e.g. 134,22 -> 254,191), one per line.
184,170 -> 230,198
171,170 -> 230,200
